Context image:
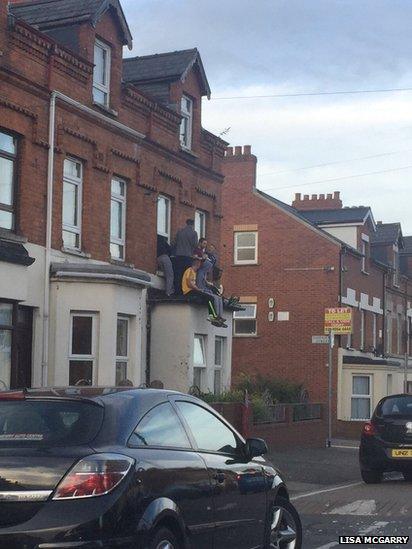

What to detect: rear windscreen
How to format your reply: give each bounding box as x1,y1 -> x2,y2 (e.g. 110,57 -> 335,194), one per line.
0,400 -> 104,446
379,396 -> 412,418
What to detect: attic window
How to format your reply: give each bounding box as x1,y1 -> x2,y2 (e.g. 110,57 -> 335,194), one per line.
180,95 -> 193,150
93,40 -> 111,107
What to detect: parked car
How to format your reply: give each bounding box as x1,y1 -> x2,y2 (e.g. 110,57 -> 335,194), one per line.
0,387 -> 302,548
360,393 -> 412,484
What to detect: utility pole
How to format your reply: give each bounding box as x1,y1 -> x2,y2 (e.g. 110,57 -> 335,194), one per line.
327,330 -> 334,448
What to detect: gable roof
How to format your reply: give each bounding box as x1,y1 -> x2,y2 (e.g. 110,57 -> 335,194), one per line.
372,222 -> 403,246
123,48 -> 211,99
9,0 -> 133,48
299,206 -> 371,225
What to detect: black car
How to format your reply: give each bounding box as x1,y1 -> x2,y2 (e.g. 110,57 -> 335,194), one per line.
360,393 -> 412,484
0,387 -> 302,549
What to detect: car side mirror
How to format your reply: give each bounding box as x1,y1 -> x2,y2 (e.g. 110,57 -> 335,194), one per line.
245,438 -> 268,459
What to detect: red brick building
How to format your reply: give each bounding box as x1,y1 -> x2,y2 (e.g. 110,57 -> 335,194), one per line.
221,145 -> 412,436
0,0 -> 232,393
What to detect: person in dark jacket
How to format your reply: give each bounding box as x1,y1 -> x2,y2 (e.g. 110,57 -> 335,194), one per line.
173,219 -> 198,294
157,234 -> 174,296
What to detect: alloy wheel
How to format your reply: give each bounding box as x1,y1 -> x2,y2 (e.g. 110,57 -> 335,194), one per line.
155,541 -> 175,549
270,504 -> 298,549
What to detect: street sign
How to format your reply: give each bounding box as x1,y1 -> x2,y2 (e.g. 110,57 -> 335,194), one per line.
312,335 -> 329,344
324,307 -> 352,335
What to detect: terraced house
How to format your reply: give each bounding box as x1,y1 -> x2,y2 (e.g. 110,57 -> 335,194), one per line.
0,0 -> 233,393
221,146 -> 412,436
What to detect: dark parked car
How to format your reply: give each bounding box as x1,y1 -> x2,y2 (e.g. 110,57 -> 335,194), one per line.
360,393 -> 412,484
0,387 -> 302,549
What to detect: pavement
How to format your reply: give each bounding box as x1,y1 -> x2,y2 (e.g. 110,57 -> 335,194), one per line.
268,442 -> 412,549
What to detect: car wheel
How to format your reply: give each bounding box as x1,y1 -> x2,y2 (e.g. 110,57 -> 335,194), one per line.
149,526 -> 179,549
269,496 -> 302,549
402,471 -> 412,482
360,468 -> 382,484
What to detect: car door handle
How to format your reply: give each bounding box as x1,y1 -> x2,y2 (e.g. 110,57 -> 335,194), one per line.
213,472 -> 226,483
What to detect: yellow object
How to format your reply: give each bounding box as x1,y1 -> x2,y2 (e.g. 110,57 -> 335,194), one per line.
391,449 -> 412,458
182,267 -> 196,294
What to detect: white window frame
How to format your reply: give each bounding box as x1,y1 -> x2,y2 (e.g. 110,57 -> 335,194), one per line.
0,130 -> 17,231
62,157 -> 82,250
372,313 -> 377,349
69,312 -> 97,385
110,177 -> 126,260
387,373 -> 393,396
233,304 -> 257,336
115,315 -> 129,385
93,39 -> 111,107
397,313 -> 403,355
179,95 -> 193,150
195,210 -> 206,239
193,334 -> 206,391
214,336 -> 225,395
386,314 -> 392,354
361,234 -> 369,274
157,195 -> 171,242
234,231 -> 258,265
351,374 -> 372,421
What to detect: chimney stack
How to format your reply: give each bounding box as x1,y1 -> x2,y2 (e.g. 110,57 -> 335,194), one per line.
223,145 -> 257,190
292,191 -> 343,211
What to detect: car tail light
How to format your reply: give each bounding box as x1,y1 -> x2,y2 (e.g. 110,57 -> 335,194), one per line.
53,454 -> 134,500
0,390 -> 26,400
363,422 -> 377,437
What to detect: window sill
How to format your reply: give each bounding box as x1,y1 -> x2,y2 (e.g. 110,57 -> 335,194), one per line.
61,247 -> 91,259
232,263 -> 260,267
92,101 -> 118,117
110,257 -> 135,269
233,334 -> 259,338
0,229 -> 27,243
180,146 -> 199,158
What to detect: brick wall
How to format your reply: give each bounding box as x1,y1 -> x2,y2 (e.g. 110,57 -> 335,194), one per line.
221,146 -> 341,404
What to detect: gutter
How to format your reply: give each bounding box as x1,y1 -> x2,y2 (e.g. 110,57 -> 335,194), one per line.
42,90 -> 146,386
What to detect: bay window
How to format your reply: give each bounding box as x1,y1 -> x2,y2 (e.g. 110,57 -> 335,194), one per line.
69,313 -> 97,385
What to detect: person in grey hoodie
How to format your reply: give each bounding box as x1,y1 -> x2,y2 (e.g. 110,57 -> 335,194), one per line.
173,219 -> 198,293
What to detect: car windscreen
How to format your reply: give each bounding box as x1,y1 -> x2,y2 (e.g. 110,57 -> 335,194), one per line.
378,396 -> 412,418
0,399 -> 104,446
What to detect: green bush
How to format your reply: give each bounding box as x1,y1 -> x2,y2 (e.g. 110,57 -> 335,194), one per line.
236,373 -> 303,403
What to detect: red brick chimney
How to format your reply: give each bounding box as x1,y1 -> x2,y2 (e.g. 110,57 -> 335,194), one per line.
292,191 -> 343,211
222,145 -> 257,191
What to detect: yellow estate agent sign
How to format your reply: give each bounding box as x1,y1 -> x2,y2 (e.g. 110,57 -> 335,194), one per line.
324,307 -> 353,334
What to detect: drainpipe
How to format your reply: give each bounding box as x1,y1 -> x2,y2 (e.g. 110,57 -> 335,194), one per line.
42,91 -> 56,387
41,90 -> 146,387
404,282 -> 409,392
145,301 -> 152,386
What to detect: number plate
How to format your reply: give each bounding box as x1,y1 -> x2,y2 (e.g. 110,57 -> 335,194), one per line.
391,449 -> 412,458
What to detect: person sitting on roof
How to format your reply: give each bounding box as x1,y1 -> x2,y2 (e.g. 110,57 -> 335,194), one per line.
182,257 -> 227,328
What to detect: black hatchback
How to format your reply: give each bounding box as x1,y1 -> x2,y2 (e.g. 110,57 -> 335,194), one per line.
360,393 -> 412,483
0,387 -> 301,549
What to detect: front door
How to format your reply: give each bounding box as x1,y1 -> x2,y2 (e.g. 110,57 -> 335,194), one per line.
12,306 -> 33,389
174,399 -> 268,549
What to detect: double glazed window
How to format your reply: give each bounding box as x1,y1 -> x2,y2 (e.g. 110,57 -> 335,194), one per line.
351,375 -> 371,420
69,313 -> 97,386
234,304 -> 257,336
0,131 -> 17,230
234,231 -> 258,264
214,336 -> 225,395
193,334 -> 206,390
110,178 -> 126,260
195,210 -> 206,239
179,95 -> 193,149
62,158 -> 82,250
157,195 -> 171,242
115,316 -> 129,385
0,303 -> 13,390
93,40 -> 111,107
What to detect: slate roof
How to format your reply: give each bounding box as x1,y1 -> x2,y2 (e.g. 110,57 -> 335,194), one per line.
9,0 -> 133,48
372,222 -> 402,245
123,48 -> 211,98
299,207 -> 371,225
402,236 -> 412,254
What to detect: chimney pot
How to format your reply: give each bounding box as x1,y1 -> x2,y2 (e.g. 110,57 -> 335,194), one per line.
327,193 -> 332,199
225,146 -> 233,156
295,193 -> 301,200
319,194 -> 325,199
243,145 -> 251,155
234,146 -> 242,156
304,194 -> 309,200
311,194 -> 317,200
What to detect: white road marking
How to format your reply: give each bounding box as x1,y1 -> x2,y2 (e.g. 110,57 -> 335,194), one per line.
291,481 -> 363,501
327,499 -> 377,516
315,542 -> 339,549
360,521 -> 389,534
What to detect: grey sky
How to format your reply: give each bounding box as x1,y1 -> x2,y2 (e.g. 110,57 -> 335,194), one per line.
123,0 -> 412,233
